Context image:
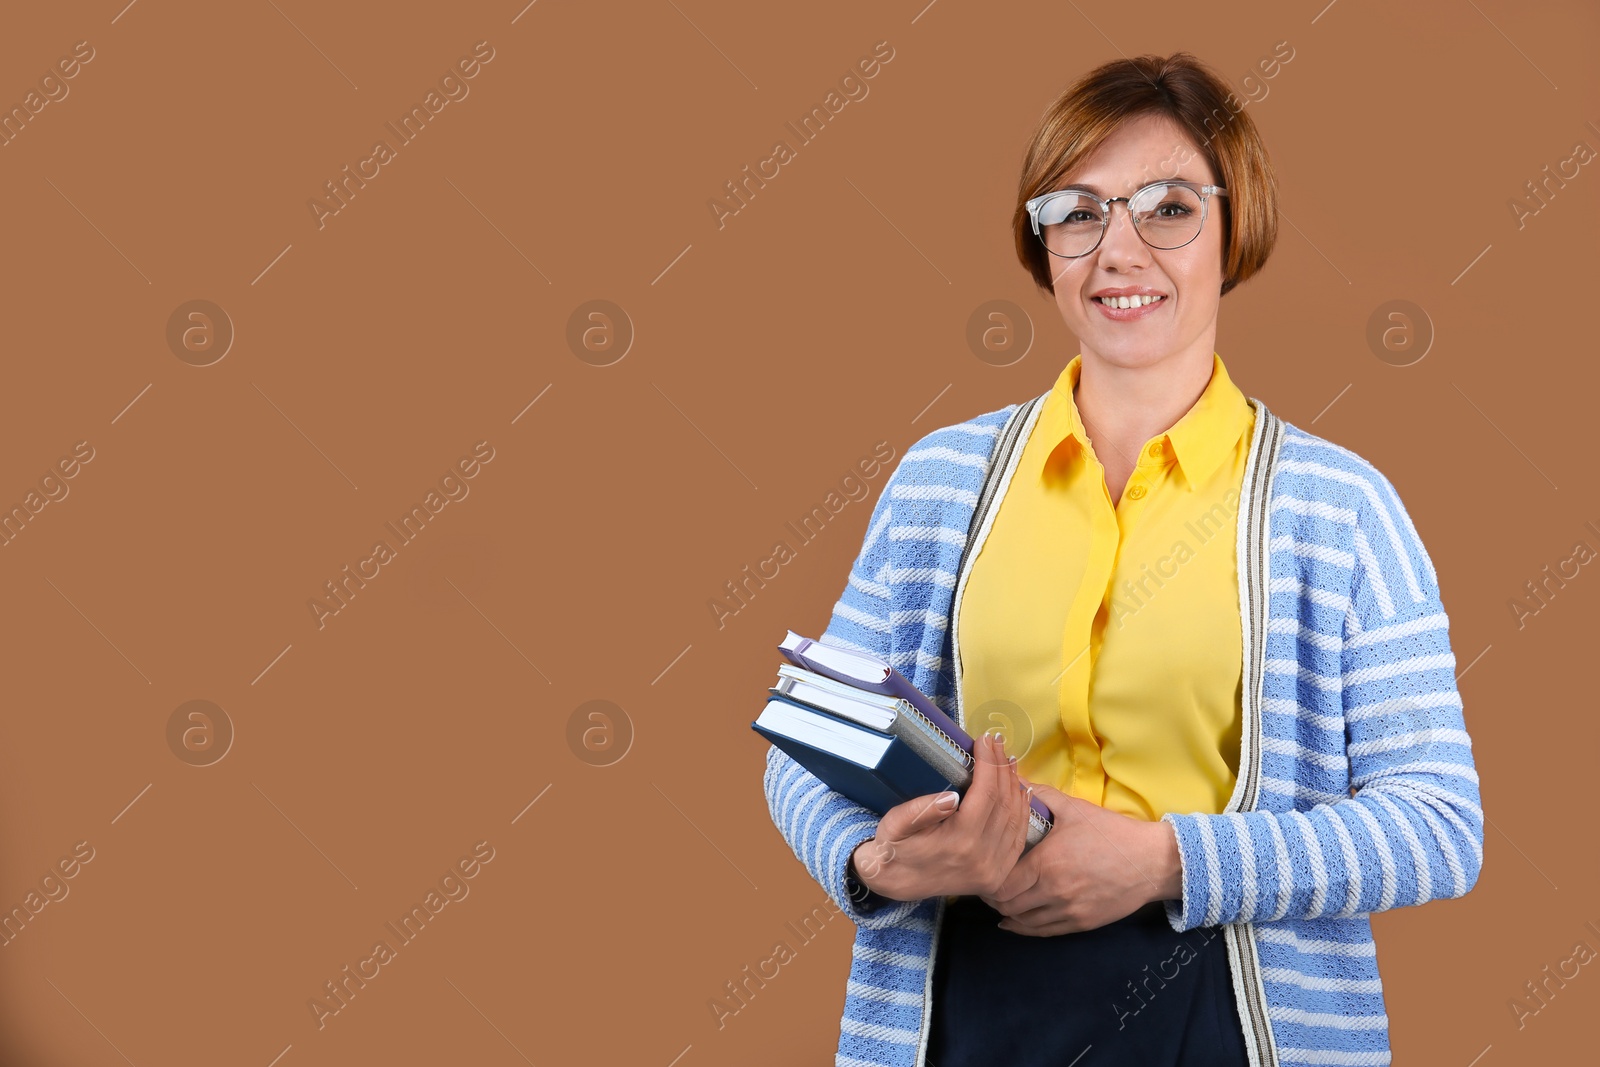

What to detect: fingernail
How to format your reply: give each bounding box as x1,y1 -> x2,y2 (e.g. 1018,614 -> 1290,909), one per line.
935,791 -> 959,811
994,731 -> 1006,746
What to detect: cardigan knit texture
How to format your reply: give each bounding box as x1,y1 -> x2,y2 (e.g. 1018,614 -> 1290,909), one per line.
761,393 -> 1484,1067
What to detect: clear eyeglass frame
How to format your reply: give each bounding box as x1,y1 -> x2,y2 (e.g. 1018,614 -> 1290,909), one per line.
1024,180 -> 1228,258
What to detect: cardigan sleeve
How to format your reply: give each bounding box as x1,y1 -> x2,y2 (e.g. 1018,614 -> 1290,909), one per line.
1159,464 -> 1484,931
759,458 -> 927,929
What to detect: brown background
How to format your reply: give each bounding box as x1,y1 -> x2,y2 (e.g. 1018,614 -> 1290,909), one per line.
0,0 -> 1595,1064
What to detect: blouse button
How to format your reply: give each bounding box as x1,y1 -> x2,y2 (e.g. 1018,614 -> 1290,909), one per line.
1147,442 -> 1163,459
1127,484 -> 1147,500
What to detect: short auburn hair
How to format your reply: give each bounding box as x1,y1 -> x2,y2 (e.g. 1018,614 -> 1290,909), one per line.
1013,52 -> 1278,298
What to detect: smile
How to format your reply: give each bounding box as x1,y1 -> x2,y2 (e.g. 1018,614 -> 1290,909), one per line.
1092,294 -> 1167,319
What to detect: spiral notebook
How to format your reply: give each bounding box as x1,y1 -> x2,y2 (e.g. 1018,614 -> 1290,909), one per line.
752,629 -> 1052,849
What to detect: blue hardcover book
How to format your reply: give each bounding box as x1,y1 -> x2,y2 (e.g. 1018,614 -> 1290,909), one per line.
753,693 -> 954,815
774,629 -> 1053,846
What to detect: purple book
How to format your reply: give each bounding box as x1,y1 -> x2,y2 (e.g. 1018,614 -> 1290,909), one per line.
777,629 -> 1054,836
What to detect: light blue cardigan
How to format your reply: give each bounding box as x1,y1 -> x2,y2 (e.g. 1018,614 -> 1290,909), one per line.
761,392 -> 1483,1066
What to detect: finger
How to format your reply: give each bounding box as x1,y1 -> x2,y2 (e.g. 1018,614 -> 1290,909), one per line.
904,789 -> 961,832
997,782 -> 1028,868
1004,755 -> 1030,845
881,789 -> 959,841
980,744 -> 1023,841
995,868 -> 1043,914
976,745 -> 1012,842
1027,781 -> 1075,823
998,915 -> 1079,937
960,732 -> 1002,829
1015,778 -> 1035,847
996,894 -> 1059,929
1009,896 -> 1061,926
985,831 -> 1036,908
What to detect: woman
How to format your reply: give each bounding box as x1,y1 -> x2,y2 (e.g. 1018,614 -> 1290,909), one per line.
761,52 -> 1483,1067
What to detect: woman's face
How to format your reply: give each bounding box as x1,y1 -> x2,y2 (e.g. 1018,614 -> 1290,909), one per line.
1044,113 -> 1226,373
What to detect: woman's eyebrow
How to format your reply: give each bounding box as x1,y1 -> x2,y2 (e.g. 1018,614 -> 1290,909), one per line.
1057,175 -> 1200,195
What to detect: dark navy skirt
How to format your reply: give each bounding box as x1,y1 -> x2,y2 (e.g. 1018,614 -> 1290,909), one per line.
927,895 -> 1250,1067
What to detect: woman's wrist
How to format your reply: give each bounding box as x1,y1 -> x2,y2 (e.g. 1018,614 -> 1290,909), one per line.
844,850 -> 876,907
848,838 -> 897,900
844,844 -> 896,908
1145,819 -> 1184,904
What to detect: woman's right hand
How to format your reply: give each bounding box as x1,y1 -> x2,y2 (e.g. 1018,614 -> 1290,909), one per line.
849,731 -> 1033,901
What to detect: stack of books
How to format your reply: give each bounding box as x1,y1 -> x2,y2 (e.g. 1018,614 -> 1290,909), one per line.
752,629 -> 1052,850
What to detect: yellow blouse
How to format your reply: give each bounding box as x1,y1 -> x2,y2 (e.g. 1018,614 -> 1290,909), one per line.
957,352 -> 1256,822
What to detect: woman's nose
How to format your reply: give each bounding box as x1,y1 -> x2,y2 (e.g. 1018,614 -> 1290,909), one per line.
1097,202 -> 1150,264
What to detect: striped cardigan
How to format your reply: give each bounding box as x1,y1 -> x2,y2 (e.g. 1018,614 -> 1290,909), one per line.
760,392 -> 1484,1067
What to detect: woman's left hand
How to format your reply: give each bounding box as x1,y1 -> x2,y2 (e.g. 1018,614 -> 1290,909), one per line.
979,780 -> 1182,936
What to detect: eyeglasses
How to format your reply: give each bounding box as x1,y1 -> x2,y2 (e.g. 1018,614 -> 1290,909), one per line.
1024,180 -> 1227,258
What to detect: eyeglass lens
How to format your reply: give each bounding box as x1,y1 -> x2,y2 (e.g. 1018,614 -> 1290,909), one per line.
1037,183 -> 1208,257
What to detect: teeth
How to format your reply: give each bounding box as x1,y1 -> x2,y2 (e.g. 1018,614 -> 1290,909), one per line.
1097,294 -> 1164,308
